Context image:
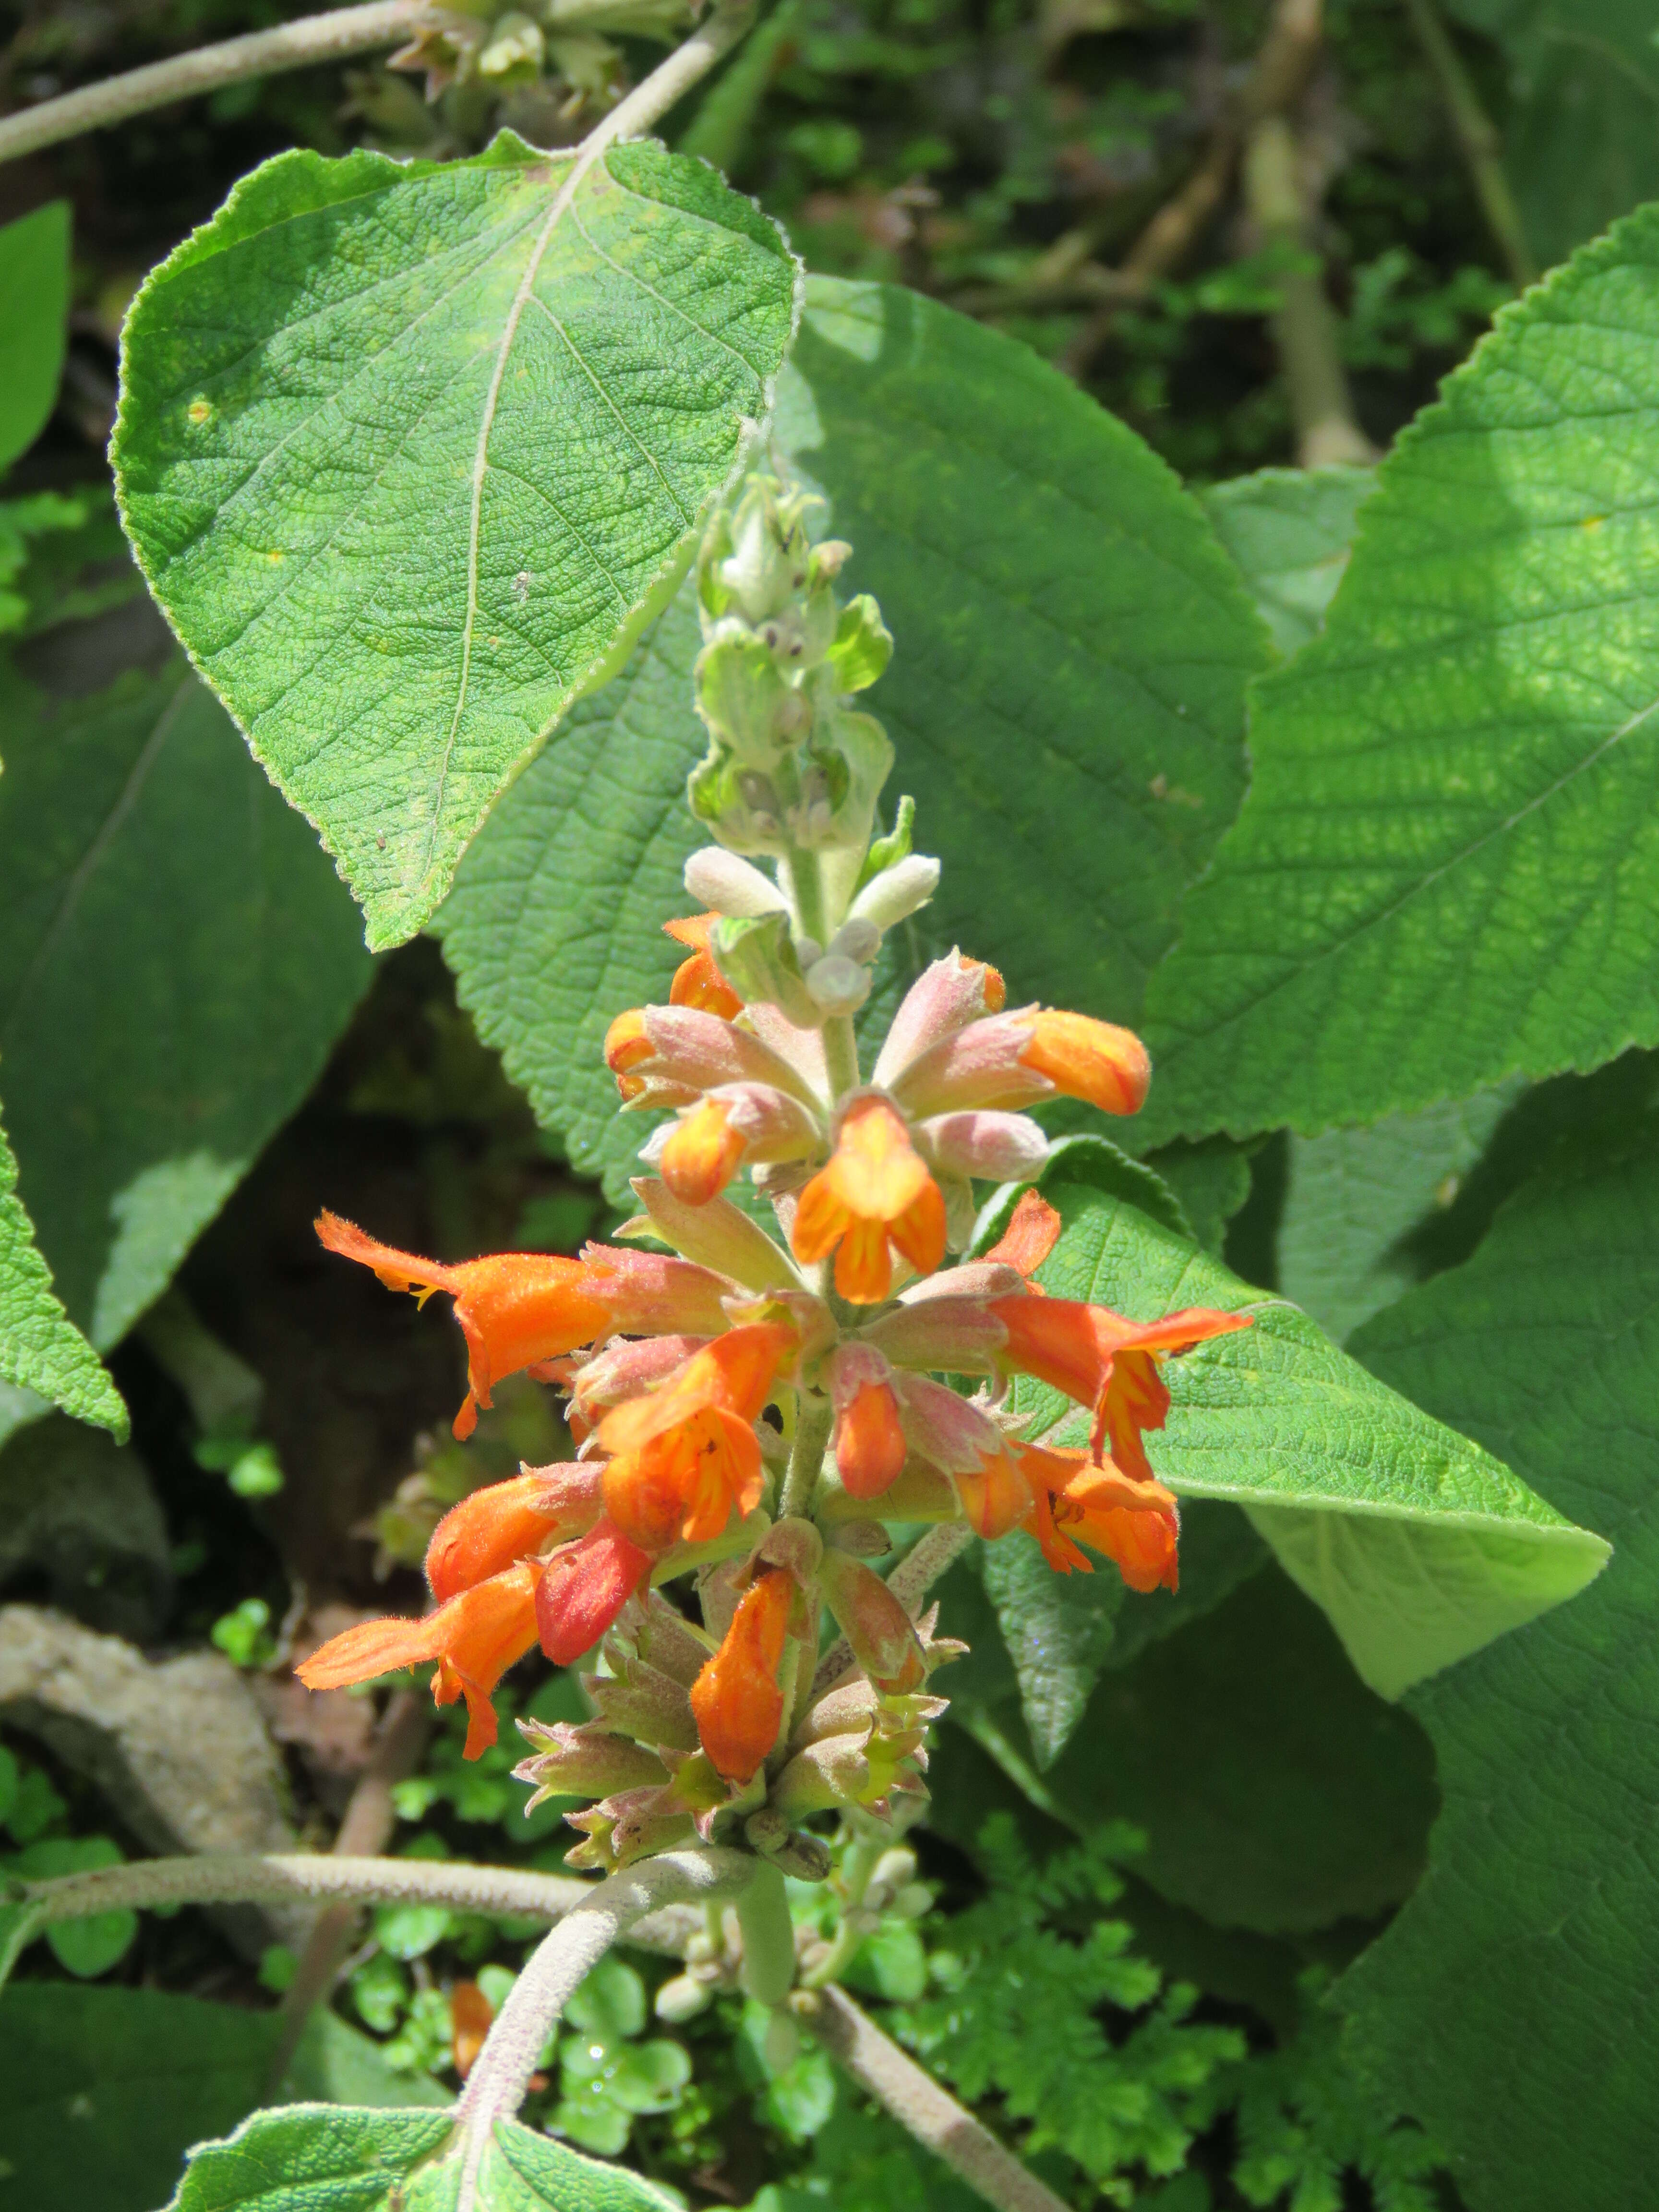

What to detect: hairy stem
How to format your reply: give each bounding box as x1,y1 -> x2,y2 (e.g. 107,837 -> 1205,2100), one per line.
821,1010 -> 861,1098
780,1387 -> 833,1520
0,0 -> 427,167
802,1984 -> 1071,2212
1402,0 -> 1534,286
453,1847 -> 753,2208
561,0 -> 756,165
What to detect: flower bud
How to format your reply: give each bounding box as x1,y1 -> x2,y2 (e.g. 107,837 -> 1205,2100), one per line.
870,951 -> 1007,1090
710,913 -> 821,1028
581,1652 -> 700,1752
848,852 -> 939,933
695,633 -> 809,766
536,1521 -> 652,1667
818,1549 -> 926,1694
914,1110 -> 1051,1185
658,1096 -> 749,1205
805,952 -> 871,1015
689,1566 -> 794,1783
684,846 -> 789,919
425,1461 -> 603,1602
655,1973 -> 713,2023
871,1847 -> 917,1893
772,1831 -> 833,1883
625,1176 -> 806,1295
824,594 -> 893,694
510,1720 -> 667,1811
828,1344 -> 907,1502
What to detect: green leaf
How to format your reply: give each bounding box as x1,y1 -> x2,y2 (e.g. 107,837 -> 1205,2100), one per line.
1446,0 -> 1659,269
1277,1084 -> 1524,1344
0,203 -> 69,475
113,135 -> 801,949
1142,206 -> 1659,1145
0,648 -> 371,1355
1037,1568 -> 1436,1936
1020,1163 -> 1608,1698
0,1103 -> 126,1438
1336,1121 -> 1659,2212
0,1983 -> 279,2212
1199,465 -> 1373,660
169,2106 -> 683,2210
439,276 -> 1265,1197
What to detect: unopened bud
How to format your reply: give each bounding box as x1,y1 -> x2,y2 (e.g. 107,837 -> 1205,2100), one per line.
655,1972 -> 713,2023
805,953 -> 870,1014
871,1847 -> 918,1893
713,913 -> 821,1028
829,916 -> 881,966
849,852 -> 940,932
773,1831 -> 833,1883
685,1931 -> 718,1967
892,1882 -> 932,1920
745,1806 -> 791,1855
685,847 -> 788,919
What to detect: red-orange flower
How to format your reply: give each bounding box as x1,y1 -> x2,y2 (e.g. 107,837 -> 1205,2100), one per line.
316,1214 -> 614,1440
425,1462 -> 603,1602
983,1188 -> 1062,1281
660,1095 -> 748,1205
791,1097 -> 947,1304
665,914 -> 742,1020
690,1568 -> 794,1782
296,1561 -> 541,1759
1019,1443 -> 1180,1592
598,1322 -> 796,1551
953,1438 -> 1031,1539
993,1296 -> 1249,1471
836,1375 -> 907,1500
535,1519 -> 654,1666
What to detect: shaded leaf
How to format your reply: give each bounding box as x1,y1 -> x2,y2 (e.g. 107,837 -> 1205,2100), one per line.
0,1106 -> 125,1439
0,203 -> 69,474
1143,206 -> 1659,1144
1337,1119 -> 1659,2212
1018,1162 -> 1607,1698
1200,465 -> 1373,660
114,136 -> 801,947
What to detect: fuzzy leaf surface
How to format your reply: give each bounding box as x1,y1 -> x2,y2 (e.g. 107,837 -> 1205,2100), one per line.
0,203 -> 69,474
1018,1166 -> 1608,1698
1336,1123 -> 1659,2212
438,276 -> 1263,1196
0,1106 -> 125,1437
168,2104 -> 683,2209
1143,205 -> 1659,1143
0,645 -> 370,1357
112,136 -> 800,947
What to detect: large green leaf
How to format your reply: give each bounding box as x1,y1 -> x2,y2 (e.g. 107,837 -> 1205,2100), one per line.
112,136 -> 800,950
1337,1120 -> 1659,2212
1446,0 -> 1659,269
0,203 -> 70,475
438,276 -> 1265,1197
0,1104 -> 126,1437
1277,1084 -> 1522,1344
1019,1162 -> 1607,1698
1141,206 -> 1659,1145
168,2105 -> 681,2210
0,647 -> 371,1362
0,1983 -> 278,2212
1200,465 -> 1373,661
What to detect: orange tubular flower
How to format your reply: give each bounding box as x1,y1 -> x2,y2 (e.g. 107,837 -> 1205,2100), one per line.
665,914 -> 742,1020
296,1561 -> 541,1759
660,1096 -> 748,1205
598,1322 -> 796,1552
536,1519 -> 654,1666
836,1378 -> 908,1500
791,1097 -> 947,1304
1020,1445 -> 1180,1592
983,1188 -> 1062,1281
1018,1010 -> 1150,1118
690,1569 -> 794,1783
316,1214 -> 615,1441
953,1439 -> 1032,1539
604,1010 -> 660,1102
425,1462 -> 603,1602
992,1297 -> 1250,1467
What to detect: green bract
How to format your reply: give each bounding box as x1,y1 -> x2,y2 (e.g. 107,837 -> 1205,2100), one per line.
1143,204 -> 1659,1143
113,135 -> 801,948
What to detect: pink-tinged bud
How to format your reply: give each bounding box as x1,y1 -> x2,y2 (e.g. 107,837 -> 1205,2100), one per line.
819,1550 -> 926,1693
889,1007 -> 1149,1121
511,1719 -> 668,1809
915,1110 -> 1051,1184
772,1722 -> 929,1821
426,1462 -> 604,1601
860,1293 -> 1008,1376
569,1336 -> 709,1425
626,1176 -> 805,1295
582,1653 -> 701,1752
887,1376 -> 1028,1539
536,1520 -> 652,1666
871,951 -> 1008,1090
636,1591 -> 717,1686
742,1000 -> 831,1101
755,1515 -> 825,1586
579,1244 -> 736,1338
829,1344 -> 908,1502
565,1789 -> 697,1872
624,1006 -> 822,1112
